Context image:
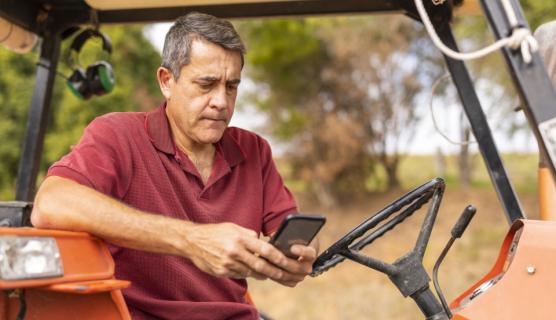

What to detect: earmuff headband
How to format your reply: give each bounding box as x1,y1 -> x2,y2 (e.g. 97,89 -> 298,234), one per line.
70,28 -> 112,55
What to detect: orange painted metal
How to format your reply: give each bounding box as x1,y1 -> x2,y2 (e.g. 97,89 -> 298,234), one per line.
244,291 -> 255,306
0,227 -> 115,289
0,227 -> 131,319
44,279 -> 130,294
451,220 -> 556,319
538,167 -> 556,220
3,289 -> 131,320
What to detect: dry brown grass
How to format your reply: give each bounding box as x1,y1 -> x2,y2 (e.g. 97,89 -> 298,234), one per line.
248,187 -> 539,319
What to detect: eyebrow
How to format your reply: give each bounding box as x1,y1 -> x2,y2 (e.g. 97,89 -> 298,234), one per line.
195,76 -> 241,85
196,76 -> 218,82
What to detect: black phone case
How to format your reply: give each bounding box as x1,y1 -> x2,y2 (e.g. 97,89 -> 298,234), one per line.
269,214 -> 326,258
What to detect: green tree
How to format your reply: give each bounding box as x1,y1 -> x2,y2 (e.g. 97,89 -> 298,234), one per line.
0,48 -> 37,199
240,16 -> 441,205
0,25 -> 162,199
522,0 -> 556,30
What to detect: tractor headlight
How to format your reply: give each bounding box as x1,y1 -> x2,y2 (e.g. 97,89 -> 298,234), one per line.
0,236 -> 63,281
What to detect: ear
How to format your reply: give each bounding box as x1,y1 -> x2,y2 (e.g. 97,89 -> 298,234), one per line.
157,67 -> 174,100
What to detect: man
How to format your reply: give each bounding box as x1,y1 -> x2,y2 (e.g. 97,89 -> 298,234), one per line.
31,12 -> 317,320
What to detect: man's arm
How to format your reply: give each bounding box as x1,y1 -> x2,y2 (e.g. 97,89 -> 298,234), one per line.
32,176 -> 309,283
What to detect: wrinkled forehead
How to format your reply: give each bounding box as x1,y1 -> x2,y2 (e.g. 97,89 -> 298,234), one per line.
184,39 -> 242,77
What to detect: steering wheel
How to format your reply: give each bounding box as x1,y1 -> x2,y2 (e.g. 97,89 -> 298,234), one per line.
312,178 -> 445,278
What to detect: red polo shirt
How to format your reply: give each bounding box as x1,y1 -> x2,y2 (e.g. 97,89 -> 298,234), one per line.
47,102 -> 297,319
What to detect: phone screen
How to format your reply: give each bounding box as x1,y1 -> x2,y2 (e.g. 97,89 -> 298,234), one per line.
269,214 -> 326,258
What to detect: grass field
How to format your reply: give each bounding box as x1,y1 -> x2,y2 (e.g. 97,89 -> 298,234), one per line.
397,153 -> 539,195
248,153 -> 541,319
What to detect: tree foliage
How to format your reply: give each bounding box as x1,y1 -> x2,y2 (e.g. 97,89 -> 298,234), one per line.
240,16 -> 442,205
0,47 -> 37,199
2,2 -> 554,202
522,0 -> 556,30
0,25 -> 161,199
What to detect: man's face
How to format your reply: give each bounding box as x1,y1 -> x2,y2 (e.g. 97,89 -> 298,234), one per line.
158,39 -> 242,148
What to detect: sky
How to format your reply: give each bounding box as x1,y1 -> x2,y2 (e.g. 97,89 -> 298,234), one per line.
143,23 -> 537,156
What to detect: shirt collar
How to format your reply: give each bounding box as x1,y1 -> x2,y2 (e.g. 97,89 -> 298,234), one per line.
217,131 -> 245,167
145,101 -> 174,155
145,102 -> 245,167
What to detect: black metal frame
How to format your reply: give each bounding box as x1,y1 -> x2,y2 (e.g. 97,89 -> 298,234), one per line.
2,0 -> 554,220
480,0 -> 556,179
1,1 -> 403,34
437,25 -> 524,223
15,32 -> 62,202
0,201 -> 33,227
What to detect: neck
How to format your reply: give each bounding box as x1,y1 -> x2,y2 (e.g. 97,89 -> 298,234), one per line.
174,136 -> 215,160
166,111 -> 214,158
181,143 -> 215,185
167,121 -> 215,184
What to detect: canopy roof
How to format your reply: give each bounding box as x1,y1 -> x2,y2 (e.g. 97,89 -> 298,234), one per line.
1,0 -> 480,36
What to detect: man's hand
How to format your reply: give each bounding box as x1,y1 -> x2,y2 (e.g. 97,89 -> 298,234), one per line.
182,223 -> 318,287
183,222 -> 296,281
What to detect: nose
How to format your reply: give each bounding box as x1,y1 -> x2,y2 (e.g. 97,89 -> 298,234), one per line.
210,85 -> 228,111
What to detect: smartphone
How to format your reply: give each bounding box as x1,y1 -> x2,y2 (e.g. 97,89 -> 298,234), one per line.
269,214 -> 326,258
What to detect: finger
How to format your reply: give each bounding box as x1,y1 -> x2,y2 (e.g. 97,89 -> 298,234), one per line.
275,256 -> 313,275
276,270 -> 306,283
235,240 -> 286,279
231,262 -> 267,280
232,264 -> 268,280
227,261 -> 252,279
241,239 -> 310,279
250,271 -> 268,280
248,256 -> 284,279
243,238 -> 289,270
290,245 -> 317,261
229,272 -> 246,279
272,278 -> 300,288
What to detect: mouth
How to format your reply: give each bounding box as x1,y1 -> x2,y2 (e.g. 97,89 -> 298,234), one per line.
200,116 -> 228,128
202,117 -> 226,123
201,114 -> 228,122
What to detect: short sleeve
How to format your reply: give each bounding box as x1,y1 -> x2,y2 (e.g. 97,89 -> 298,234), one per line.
258,137 -> 298,235
47,115 -> 133,199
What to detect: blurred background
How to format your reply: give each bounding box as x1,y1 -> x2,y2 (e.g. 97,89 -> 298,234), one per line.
1,0 -> 555,318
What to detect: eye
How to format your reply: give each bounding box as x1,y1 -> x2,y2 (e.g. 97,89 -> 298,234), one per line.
198,82 -> 213,91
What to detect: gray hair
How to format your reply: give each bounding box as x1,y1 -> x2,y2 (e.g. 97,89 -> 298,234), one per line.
535,20 -> 556,85
161,12 -> 246,79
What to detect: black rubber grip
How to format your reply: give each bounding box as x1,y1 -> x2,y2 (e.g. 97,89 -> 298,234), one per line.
451,205 -> 477,238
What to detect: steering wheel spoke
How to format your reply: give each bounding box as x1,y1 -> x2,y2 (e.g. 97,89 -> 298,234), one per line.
341,249 -> 397,275
311,178 -> 445,277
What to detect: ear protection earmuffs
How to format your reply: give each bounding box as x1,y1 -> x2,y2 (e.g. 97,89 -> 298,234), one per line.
66,28 -> 115,100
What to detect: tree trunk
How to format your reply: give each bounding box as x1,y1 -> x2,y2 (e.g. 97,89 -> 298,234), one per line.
459,127 -> 472,188
312,179 -> 337,209
383,157 -> 401,190
435,147 -> 447,178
